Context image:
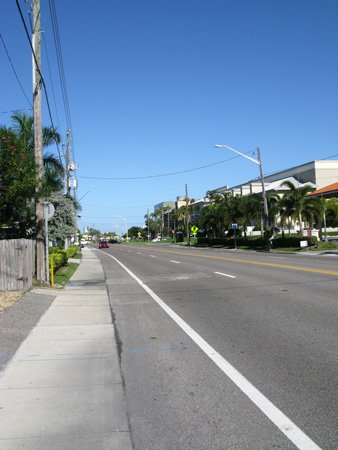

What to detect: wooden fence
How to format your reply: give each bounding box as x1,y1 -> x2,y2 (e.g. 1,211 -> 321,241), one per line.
0,239 -> 35,291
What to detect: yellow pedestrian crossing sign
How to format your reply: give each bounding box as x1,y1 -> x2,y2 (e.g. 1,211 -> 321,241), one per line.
191,225 -> 198,235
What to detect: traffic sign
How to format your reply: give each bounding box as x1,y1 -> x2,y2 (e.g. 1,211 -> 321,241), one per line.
231,223 -> 238,230
44,202 -> 55,221
191,225 -> 198,235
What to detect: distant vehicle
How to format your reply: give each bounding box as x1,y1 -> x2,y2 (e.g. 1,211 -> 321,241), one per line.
108,238 -> 119,244
151,237 -> 162,242
99,240 -> 109,249
80,238 -> 89,245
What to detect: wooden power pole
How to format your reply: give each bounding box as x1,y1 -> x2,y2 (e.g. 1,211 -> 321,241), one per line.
32,0 -> 45,281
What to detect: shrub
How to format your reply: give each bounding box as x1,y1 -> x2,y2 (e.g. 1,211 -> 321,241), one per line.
49,246 -> 63,254
49,248 -> 68,274
196,236 -> 318,249
66,245 -> 79,258
51,253 -> 63,272
272,236 -> 318,248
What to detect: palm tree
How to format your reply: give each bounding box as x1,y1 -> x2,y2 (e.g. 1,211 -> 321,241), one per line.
280,181 -> 315,235
266,192 -> 282,235
0,113 -> 64,237
326,197 -> 338,227
11,113 -> 64,195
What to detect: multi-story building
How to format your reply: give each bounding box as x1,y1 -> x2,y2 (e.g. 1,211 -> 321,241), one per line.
215,160 -> 338,196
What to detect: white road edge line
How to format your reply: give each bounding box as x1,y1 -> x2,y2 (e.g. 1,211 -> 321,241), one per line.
99,250 -> 321,450
149,255 -> 156,258
170,260 -> 181,264
214,271 -> 236,279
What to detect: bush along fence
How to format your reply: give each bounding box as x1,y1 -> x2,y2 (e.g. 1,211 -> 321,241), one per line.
49,245 -> 79,275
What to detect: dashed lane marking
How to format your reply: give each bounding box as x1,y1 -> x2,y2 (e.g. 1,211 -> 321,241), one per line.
214,271 -> 236,279
99,249 -> 321,450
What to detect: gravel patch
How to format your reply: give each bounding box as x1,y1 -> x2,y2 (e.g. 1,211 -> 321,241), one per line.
0,291 -> 23,312
0,290 -> 55,373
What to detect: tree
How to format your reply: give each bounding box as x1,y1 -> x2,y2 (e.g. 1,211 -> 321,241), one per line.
198,192 -> 230,238
11,113 -> 64,198
48,193 -> 77,244
326,197 -> 338,227
0,128 -> 36,236
0,113 -> 64,237
144,213 -> 160,238
280,181 -> 315,235
128,226 -> 144,240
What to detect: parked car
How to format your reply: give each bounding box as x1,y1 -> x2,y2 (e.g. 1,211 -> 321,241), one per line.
99,240 -> 109,249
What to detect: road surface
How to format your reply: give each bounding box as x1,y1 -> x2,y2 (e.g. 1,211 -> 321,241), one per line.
95,244 -> 338,450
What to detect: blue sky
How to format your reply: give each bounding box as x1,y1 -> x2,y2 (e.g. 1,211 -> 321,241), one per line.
2,0 -> 338,233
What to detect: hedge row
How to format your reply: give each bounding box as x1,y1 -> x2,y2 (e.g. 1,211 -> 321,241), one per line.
271,236 -> 318,248
196,237 -> 266,247
49,245 -> 79,273
196,236 -> 318,248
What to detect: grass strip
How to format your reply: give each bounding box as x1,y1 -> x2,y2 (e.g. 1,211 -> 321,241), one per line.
54,262 -> 79,286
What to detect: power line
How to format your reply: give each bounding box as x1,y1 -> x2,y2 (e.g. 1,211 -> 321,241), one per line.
48,0 -> 76,160
0,108 -> 32,115
15,0 -> 63,167
42,32 -> 61,132
0,32 -> 32,108
80,154 -> 243,180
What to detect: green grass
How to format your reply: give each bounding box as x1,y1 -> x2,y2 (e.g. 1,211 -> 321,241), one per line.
72,252 -> 83,259
53,262 -> 79,286
310,241 -> 338,251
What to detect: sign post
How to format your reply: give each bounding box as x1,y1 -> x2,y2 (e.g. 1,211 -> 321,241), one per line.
191,225 -> 199,239
231,223 -> 238,250
44,202 -> 55,284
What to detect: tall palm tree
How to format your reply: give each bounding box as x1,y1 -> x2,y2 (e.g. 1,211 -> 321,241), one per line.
266,192 -> 282,235
0,113 -> 64,237
11,112 -> 64,195
280,181 -> 315,235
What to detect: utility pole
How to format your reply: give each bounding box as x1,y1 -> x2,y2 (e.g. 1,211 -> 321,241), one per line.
147,208 -> 150,241
32,0 -> 45,281
65,129 -> 70,195
64,129 -> 71,249
257,146 -> 269,235
185,184 -> 190,245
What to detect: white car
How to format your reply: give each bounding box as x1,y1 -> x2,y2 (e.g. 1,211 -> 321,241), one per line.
80,238 -> 89,245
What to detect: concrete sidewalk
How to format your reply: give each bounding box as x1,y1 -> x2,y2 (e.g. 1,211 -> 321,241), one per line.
0,248 -> 132,450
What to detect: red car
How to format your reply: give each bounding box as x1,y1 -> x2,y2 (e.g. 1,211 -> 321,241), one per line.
99,240 -> 109,249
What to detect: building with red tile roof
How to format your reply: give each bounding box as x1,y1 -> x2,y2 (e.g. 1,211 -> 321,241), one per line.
307,181 -> 338,198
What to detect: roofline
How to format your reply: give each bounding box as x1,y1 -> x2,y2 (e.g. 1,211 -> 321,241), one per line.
215,160 -> 338,192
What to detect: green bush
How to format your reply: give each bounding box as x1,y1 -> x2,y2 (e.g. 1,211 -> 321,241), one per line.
51,253 -> 64,272
196,236 -> 318,249
49,246 -> 63,254
272,236 -> 318,248
66,245 -> 79,258
49,248 -> 68,274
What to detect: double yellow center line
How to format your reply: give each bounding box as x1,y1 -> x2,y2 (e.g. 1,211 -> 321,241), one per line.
140,247 -> 338,277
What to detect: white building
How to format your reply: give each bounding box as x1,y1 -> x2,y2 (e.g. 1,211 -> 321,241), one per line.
215,160 -> 338,196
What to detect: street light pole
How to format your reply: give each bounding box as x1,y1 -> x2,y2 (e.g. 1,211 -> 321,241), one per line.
256,146 -> 269,228
214,144 -> 269,238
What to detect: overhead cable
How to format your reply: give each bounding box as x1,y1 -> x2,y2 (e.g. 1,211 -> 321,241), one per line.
0,32 -> 32,108
80,154 -> 242,180
15,0 -> 63,167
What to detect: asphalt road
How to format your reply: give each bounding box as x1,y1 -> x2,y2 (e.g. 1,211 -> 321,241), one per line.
95,244 -> 338,450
